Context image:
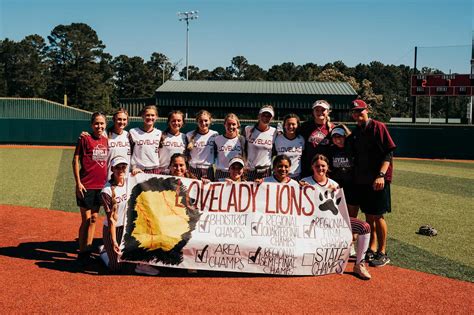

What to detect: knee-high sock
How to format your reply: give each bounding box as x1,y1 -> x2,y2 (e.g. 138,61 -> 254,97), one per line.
356,233 -> 370,264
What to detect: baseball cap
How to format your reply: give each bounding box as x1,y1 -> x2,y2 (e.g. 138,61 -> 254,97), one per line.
352,99 -> 369,110
331,127 -> 346,137
259,106 -> 274,117
229,156 -> 245,168
312,100 -> 330,110
111,156 -> 128,167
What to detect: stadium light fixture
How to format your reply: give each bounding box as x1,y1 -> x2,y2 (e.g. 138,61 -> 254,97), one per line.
178,10 -> 199,80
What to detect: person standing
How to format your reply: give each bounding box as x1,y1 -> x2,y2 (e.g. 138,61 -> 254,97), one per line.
350,99 -> 396,267
273,113 -> 305,180
214,113 -> 246,181
244,105 -> 277,181
106,108 -> 131,178
158,110 -> 187,174
73,112 -> 109,265
128,105 -> 162,175
299,100 -> 334,178
186,110 -> 218,180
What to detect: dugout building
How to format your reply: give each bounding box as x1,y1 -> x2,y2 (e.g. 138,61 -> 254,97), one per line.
121,80 -> 357,121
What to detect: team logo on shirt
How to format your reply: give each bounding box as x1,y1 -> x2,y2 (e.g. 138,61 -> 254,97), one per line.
109,141 -> 130,148
277,146 -> 303,153
218,144 -> 242,152
92,144 -> 108,167
332,157 -> 351,168
308,130 -> 328,147
248,138 -> 273,146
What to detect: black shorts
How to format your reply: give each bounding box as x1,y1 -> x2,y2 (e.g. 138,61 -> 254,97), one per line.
76,189 -> 102,211
341,185 -> 357,206
352,183 -> 391,215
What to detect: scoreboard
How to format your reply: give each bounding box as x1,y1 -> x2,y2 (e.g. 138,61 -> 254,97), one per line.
410,74 -> 474,96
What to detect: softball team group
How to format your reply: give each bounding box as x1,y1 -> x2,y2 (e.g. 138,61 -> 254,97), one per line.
73,99 -> 396,280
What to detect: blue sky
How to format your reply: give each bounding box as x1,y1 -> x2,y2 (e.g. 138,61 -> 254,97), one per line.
1,0 -> 472,74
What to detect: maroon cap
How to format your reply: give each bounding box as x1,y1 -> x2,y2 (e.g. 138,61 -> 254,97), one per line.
352,99 -> 369,110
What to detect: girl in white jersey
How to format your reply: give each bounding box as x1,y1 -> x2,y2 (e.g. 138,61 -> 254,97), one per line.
261,154 -> 298,186
106,108 -> 131,178
301,154 -> 372,280
245,105 -> 277,181
129,105 -> 162,175
101,156 -> 129,273
158,110 -> 187,174
273,113 -> 305,180
101,156 -> 159,276
186,110 -> 218,180
214,113 -> 246,181
221,155 -> 247,183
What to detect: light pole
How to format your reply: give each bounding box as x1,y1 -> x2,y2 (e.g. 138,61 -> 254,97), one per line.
177,10 -> 199,80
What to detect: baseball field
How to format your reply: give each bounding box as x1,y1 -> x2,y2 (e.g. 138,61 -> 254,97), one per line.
0,146 -> 473,312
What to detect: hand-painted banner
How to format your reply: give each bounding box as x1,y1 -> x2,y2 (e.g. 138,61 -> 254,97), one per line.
119,174 -> 352,276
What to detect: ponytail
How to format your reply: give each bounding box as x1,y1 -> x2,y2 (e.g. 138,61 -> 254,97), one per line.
109,179 -> 118,225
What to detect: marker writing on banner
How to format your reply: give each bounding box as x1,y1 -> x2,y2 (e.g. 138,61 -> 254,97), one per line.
255,247 -> 296,275
205,243 -> 244,270
185,181 -> 317,216
311,247 -> 346,275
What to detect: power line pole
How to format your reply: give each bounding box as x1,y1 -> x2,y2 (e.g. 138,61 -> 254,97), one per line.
178,11 -> 199,80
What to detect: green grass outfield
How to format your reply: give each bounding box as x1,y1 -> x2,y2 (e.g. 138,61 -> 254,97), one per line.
1,147 -> 473,282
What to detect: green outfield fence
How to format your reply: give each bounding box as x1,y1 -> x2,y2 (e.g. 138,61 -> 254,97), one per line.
1,98 -> 473,159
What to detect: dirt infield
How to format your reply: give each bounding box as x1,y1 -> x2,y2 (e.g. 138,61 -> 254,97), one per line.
0,205 -> 472,313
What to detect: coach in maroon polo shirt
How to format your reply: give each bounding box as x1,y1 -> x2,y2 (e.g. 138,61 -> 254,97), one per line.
350,99 -> 396,268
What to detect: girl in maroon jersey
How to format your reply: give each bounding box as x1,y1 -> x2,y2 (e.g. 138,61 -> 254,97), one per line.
73,112 -> 109,265
299,100 -> 334,178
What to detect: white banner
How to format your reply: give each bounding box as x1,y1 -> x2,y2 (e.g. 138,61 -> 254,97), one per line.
119,174 -> 352,276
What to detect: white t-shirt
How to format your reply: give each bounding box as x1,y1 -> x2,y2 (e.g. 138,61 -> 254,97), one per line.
129,127 -> 162,170
300,176 -> 339,189
186,129 -> 218,168
101,180 -> 128,227
274,134 -> 305,177
158,132 -> 187,168
263,175 -> 299,186
107,130 -> 131,178
245,125 -> 276,170
214,135 -> 245,171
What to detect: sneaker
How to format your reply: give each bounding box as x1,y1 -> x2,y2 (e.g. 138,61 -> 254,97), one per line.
135,263 -> 160,276
365,249 -> 376,263
100,251 -> 110,267
76,251 -> 94,266
370,252 -> 390,267
354,262 -> 372,280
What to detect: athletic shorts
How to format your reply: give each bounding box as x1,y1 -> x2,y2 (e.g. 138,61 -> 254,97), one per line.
341,185 -> 357,206
245,167 -> 271,181
76,189 -> 102,211
352,183 -> 391,215
189,166 -> 215,181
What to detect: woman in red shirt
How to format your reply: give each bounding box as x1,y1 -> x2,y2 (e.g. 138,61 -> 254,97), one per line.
73,112 -> 109,265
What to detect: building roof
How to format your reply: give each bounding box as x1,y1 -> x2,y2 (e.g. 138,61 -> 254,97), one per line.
156,80 -> 357,96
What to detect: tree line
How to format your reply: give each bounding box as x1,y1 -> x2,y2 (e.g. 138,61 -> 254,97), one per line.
0,22 -> 465,121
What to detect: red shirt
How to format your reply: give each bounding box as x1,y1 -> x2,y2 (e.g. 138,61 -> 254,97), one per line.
299,120 -> 333,177
351,119 -> 396,184
74,134 -> 109,189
